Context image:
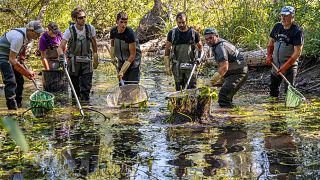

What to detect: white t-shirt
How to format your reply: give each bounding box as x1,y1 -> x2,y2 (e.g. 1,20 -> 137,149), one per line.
62,24 -> 96,41
5,28 -> 30,53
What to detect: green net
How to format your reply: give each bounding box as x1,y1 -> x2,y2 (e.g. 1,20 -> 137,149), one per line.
30,90 -> 55,117
285,85 -> 305,108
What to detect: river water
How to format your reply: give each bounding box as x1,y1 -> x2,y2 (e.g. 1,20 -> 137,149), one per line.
0,57 -> 319,179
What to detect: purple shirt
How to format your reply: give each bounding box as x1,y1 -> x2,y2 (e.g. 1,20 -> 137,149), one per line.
38,32 -> 62,51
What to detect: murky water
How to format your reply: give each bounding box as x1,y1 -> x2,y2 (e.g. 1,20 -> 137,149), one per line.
0,57 -> 319,179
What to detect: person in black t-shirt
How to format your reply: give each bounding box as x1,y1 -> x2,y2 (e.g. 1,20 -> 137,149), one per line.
110,11 -> 142,85
266,6 -> 304,98
164,12 -> 203,91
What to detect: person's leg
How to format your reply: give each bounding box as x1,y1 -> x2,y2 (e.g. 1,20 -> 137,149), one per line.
270,73 -> 283,98
218,73 -> 248,108
79,72 -> 93,102
14,68 -> 24,108
0,62 -> 18,110
283,66 -> 298,94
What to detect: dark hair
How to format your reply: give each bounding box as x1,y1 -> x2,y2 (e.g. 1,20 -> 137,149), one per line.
71,7 -> 85,19
176,12 -> 187,21
116,11 -> 128,22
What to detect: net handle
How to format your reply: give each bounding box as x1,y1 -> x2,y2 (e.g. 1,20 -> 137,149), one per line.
271,63 -> 291,85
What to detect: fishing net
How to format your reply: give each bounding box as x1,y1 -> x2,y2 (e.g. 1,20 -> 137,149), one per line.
106,84 -> 148,107
285,85 -> 305,108
30,90 -> 55,117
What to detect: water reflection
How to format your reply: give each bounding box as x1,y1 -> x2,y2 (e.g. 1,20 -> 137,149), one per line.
53,117 -> 100,177
264,121 -> 299,179
204,125 -> 247,177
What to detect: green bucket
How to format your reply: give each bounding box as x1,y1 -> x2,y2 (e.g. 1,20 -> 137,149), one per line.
29,90 -> 55,117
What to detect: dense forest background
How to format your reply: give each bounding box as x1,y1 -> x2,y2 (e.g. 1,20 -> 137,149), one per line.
0,0 -> 319,55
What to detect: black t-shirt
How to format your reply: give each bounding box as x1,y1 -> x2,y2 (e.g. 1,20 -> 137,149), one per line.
110,26 -> 136,44
270,22 -> 304,46
167,27 -> 200,45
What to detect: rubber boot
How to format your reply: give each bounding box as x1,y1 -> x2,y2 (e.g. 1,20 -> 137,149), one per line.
6,99 -> 18,110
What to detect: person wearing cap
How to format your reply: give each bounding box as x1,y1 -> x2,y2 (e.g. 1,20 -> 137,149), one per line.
266,6 -> 304,98
38,22 -> 63,70
204,27 -> 248,108
164,12 -> 203,91
0,20 -> 43,109
110,11 -> 142,85
57,7 -> 98,102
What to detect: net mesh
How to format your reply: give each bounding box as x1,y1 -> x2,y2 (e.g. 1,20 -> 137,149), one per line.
106,84 -> 148,107
285,85 -> 305,108
30,90 -> 55,117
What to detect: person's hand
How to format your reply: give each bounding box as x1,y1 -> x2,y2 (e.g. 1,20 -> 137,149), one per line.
93,53 -> 99,69
277,57 -> 295,74
163,56 -> 172,75
196,58 -> 202,65
59,54 -> 67,66
210,72 -> 222,85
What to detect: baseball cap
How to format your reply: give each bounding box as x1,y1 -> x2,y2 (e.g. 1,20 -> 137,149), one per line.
204,27 -> 218,35
47,22 -> 60,34
280,6 -> 295,15
26,20 -> 45,34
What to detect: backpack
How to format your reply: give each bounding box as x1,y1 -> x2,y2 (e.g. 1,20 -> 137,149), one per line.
67,24 -> 92,56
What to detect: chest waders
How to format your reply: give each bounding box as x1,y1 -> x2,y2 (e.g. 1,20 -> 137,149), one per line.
170,28 -> 197,90
66,24 -> 93,102
272,41 -> 295,75
212,40 -> 248,108
0,29 -> 26,109
114,36 -> 142,83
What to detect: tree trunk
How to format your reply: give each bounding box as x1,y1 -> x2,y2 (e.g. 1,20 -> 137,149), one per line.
167,88 -> 212,124
136,0 -> 168,44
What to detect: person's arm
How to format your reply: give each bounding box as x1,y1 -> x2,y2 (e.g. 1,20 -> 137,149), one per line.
9,50 -> 34,80
57,39 -> 68,63
91,36 -> 99,69
40,51 -> 50,70
266,38 -> 275,65
118,42 -> 136,79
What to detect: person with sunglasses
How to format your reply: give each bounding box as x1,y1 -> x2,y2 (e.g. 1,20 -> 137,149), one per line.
0,20 -> 44,109
266,6 -> 304,99
204,27 -> 248,108
110,11 -> 142,85
38,22 -> 63,70
164,12 -> 203,91
58,7 -> 98,103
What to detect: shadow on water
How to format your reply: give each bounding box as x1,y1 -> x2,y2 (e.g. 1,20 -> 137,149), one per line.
0,57 -> 320,179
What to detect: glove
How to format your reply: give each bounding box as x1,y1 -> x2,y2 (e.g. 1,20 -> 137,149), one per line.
110,46 -> 117,66
13,62 -> 34,80
266,45 -> 274,65
118,61 -> 131,79
163,56 -> 172,75
59,54 -> 67,66
93,53 -> 99,69
278,57 -> 296,74
210,72 -> 222,85
196,58 -> 202,65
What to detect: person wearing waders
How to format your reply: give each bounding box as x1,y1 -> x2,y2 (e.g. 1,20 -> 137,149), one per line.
204,27 -> 248,108
266,6 -> 304,99
0,20 -> 43,109
39,22 -> 63,70
58,7 -> 98,103
164,12 -> 203,91
109,11 -> 141,85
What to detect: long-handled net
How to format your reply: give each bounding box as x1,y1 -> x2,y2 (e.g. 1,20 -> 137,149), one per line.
106,84 -> 148,107
285,85 -> 306,108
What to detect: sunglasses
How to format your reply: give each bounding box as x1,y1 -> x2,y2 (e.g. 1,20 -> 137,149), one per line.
205,36 -> 214,41
77,16 -> 86,20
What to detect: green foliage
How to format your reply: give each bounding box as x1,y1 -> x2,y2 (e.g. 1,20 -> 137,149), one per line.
0,0 -> 319,55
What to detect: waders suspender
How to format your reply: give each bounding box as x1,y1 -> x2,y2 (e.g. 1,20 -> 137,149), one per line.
171,27 -> 196,62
